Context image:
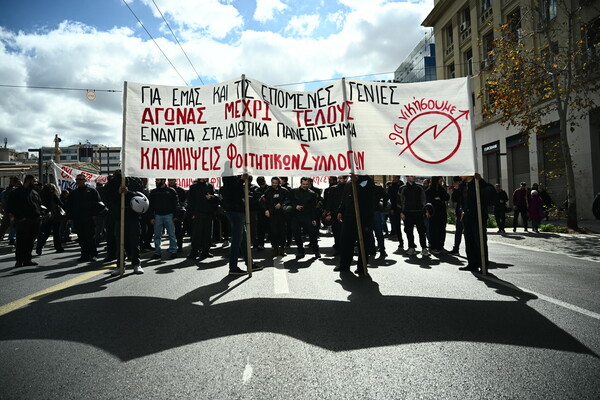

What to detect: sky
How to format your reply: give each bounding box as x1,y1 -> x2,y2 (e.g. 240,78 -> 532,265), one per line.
0,0 -> 434,152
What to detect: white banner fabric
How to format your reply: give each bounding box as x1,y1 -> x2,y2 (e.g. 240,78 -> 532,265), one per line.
51,161 -> 108,193
123,77 -> 475,178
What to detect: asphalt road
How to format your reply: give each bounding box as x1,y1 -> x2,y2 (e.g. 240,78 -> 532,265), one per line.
0,228 -> 599,399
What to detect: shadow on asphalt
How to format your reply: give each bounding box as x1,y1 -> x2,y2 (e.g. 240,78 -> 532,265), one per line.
0,270 -> 595,361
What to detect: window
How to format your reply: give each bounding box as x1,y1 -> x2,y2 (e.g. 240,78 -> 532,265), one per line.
507,8 -> 522,42
585,17 -> 600,50
447,63 -> 456,79
482,31 -> 495,67
543,0 -> 557,21
464,49 -> 473,75
446,23 -> 453,47
461,7 -> 471,29
482,0 -> 492,12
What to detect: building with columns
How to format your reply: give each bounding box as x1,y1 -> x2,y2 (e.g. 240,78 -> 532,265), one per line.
422,0 -> 600,219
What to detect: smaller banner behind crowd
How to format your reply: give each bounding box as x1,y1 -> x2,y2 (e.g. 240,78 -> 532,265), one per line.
51,161 -> 108,193
50,161 -> 220,192
123,76 -> 476,179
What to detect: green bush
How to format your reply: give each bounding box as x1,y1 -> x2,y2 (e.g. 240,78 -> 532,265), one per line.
539,224 -> 568,233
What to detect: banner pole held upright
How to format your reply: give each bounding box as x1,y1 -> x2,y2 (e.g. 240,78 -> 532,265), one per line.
241,74 -> 253,277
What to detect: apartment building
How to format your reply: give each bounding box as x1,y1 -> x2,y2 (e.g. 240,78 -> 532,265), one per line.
423,0 -> 600,218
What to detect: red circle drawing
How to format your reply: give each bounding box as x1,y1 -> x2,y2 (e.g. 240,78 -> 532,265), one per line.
404,111 -> 462,164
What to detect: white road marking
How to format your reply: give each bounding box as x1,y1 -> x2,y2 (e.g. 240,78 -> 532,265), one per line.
482,275 -> 600,321
273,255 -> 289,294
242,358 -> 253,384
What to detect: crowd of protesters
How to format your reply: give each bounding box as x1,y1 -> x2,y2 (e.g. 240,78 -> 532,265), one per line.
0,172 -> 577,275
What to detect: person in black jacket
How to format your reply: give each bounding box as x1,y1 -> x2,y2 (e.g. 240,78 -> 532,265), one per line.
6,175 -> 41,267
289,177 -> 320,258
493,183 -> 509,233
425,177 -> 450,253
107,175 -> 145,275
387,175 -> 405,250
36,183 -> 65,255
220,174 -> 263,275
325,175 -> 347,256
449,176 -> 463,255
67,174 -> 102,263
187,178 -> 219,260
334,175 -> 374,274
370,182 -> 388,257
261,177 -> 289,257
149,178 -> 179,259
398,176 -> 428,256
457,174 -> 495,272
168,178 -> 187,252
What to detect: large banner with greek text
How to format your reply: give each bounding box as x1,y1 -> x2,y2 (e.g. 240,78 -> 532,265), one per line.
123,77 -> 475,178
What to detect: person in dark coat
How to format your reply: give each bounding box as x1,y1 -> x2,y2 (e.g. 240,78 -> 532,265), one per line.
187,178 -> 219,260
261,177 -> 290,257
149,178 -> 179,259
67,174 -> 102,263
425,176 -> 449,253
36,183 -> 65,255
457,174 -> 495,272
512,182 -> 531,232
289,177 -> 321,258
493,183 -> 509,233
449,176 -> 463,255
398,176 -> 428,256
334,175 -> 375,274
6,175 -> 42,267
387,175 -> 404,250
168,178 -> 187,252
220,174 -> 263,275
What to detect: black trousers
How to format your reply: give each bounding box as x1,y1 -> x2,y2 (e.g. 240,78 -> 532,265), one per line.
268,212 -> 287,249
115,217 -> 141,266
428,215 -> 446,251
191,214 -> 214,256
73,217 -> 97,259
513,206 -> 528,229
37,219 -> 63,252
463,215 -> 489,269
403,212 -> 427,249
339,216 -> 369,271
292,214 -> 318,252
15,217 -> 40,265
494,208 -> 506,231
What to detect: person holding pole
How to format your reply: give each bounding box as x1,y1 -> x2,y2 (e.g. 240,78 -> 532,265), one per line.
289,177 -> 321,259
398,176 -> 429,256
220,174 -> 263,275
6,175 -> 42,267
148,178 -> 179,260
457,174 -> 495,272
334,175 -> 374,275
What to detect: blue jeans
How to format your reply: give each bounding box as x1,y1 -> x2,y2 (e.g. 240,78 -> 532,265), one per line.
226,211 -> 247,270
153,213 -> 177,255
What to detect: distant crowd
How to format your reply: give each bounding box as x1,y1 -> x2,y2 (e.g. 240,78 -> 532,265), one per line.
0,172 -> 580,275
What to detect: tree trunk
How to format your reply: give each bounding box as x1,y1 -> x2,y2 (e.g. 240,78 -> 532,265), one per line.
558,109 -> 578,230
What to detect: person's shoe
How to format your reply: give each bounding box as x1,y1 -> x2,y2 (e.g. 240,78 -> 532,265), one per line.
333,266 -> 350,272
23,260 -> 38,267
187,252 -> 198,260
297,250 -> 305,258
8,239 -> 16,246
89,256 -> 98,262
133,265 -> 144,274
272,248 -> 279,257
421,248 -> 430,256
249,264 -> 264,272
77,257 -> 91,262
229,267 -> 247,275
177,247 -> 183,253
430,249 -> 439,254
14,262 -> 23,267
406,248 -> 416,255
459,265 -> 478,271
524,228 -> 529,232
169,252 -> 177,259
151,254 -> 161,260
279,248 -> 287,256
448,248 -> 459,255
55,248 -> 64,253
222,240 -> 229,247
513,227 -> 517,232
256,244 -> 265,251
36,248 -> 42,255
380,250 -> 388,257
110,268 -> 121,276
354,268 -> 366,275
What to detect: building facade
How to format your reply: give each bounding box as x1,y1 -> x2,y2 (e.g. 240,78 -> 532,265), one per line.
394,30 -> 437,83
40,144 -> 121,175
423,0 -> 600,219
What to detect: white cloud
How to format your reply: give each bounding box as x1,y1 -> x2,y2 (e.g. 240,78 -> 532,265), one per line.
285,14 -> 320,37
0,0 -> 435,151
254,0 -> 288,23
141,0 -> 243,39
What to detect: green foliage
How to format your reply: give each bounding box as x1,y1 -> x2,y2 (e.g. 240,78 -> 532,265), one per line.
539,224 -> 568,233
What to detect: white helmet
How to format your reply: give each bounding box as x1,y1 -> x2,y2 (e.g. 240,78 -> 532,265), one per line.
130,192 -> 150,214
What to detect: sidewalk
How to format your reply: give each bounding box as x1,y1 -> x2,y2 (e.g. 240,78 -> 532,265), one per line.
546,217 -> 600,234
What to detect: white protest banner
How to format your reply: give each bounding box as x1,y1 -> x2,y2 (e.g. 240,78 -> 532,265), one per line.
51,161 -> 108,193
123,77 -> 475,178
